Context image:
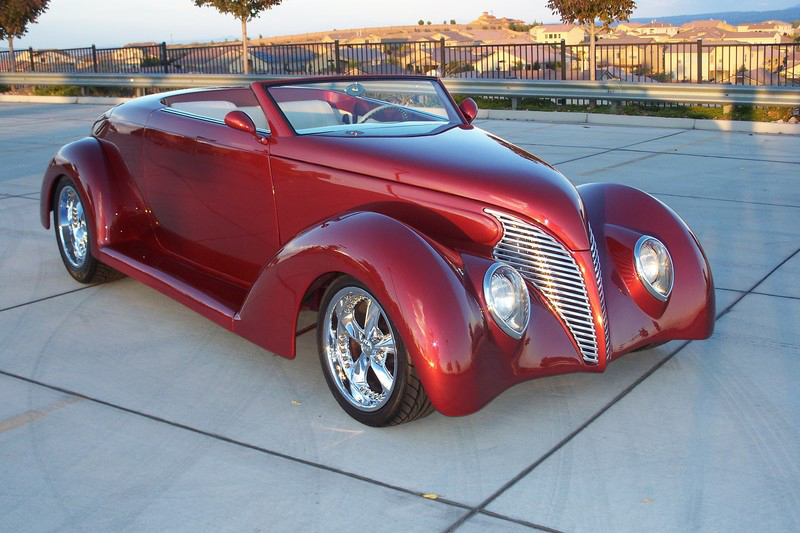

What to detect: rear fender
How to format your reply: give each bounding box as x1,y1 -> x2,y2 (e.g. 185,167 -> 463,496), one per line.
234,211 -> 486,415
579,183 -> 715,357
40,137 -> 149,248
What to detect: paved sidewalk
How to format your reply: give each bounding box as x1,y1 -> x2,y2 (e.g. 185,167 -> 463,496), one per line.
1,103 -> 798,532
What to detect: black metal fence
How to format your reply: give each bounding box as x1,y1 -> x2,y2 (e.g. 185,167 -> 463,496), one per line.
1,39 -> 798,86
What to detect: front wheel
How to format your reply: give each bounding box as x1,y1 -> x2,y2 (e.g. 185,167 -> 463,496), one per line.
53,177 -> 124,284
317,276 -> 434,426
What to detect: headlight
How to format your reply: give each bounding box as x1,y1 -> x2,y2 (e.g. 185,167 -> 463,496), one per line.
483,263 -> 530,339
634,236 -> 674,301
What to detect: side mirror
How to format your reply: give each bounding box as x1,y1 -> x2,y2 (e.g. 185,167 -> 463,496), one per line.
459,98 -> 478,124
225,110 -> 257,134
224,110 -> 268,144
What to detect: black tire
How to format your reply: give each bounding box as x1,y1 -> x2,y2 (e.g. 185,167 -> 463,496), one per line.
53,177 -> 125,284
317,275 -> 434,427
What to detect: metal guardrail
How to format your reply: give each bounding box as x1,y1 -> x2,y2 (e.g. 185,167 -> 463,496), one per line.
444,79 -> 800,107
2,72 -> 800,107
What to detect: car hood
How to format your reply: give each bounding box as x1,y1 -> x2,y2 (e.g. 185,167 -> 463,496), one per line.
270,125 -> 590,250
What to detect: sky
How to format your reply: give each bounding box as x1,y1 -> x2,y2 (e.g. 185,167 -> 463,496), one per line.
6,0 -> 798,49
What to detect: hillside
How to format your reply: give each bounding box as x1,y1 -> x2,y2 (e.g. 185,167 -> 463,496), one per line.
631,4 -> 800,26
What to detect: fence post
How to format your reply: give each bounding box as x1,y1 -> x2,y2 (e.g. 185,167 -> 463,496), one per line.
440,37 -> 446,77
334,39 -> 341,73
28,47 -> 35,72
91,45 -> 98,72
161,42 -> 168,73
696,39 -> 703,83
560,39 -> 567,80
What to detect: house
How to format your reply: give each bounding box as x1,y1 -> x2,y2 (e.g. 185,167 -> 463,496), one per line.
461,29 -> 525,44
738,20 -> 793,35
172,47 -> 275,74
721,31 -> 782,44
344,61 -> 414,76
430,32 -> 477,44
594,36 -> 663,74
529,24 -> 586,45
680,20 -> 737,32
637,21 -> 679,37
617,22 -> 644,33
251,46 -> 318,74
471,46 -> 560,73
31,50 -> 77,71
468,12 -> 525,28
398,48 -> 438,74
0,50 -> 25,72
663,42 -> 714,82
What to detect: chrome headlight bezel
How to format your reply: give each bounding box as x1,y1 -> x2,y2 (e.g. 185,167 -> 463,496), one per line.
483,263 -> 530,339
634,236 -> 674,302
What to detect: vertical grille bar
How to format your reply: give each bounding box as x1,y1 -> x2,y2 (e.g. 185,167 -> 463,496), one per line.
487,209 -> 608,365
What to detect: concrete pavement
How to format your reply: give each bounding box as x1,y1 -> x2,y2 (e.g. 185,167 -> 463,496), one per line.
1,103 -> 798,531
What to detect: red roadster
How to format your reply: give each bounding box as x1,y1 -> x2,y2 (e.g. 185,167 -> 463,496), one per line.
41,77 -> 714,426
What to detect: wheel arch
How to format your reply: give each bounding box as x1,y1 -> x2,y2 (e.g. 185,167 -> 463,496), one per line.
40,136 -> 150,250
578,182 -> 715,355
234,211 -> 486,415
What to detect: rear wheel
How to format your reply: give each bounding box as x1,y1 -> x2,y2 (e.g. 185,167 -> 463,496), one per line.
318,276 -> 434,426
53,177 -> 124,284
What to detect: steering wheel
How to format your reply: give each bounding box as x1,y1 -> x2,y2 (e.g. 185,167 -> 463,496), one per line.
357,104 -> 407,124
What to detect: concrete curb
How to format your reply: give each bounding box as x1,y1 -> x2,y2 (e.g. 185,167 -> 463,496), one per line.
0,94 -> 131,105
480,108 -> 800,135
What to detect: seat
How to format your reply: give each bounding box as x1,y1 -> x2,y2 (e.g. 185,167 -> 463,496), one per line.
278,100 -> 341,131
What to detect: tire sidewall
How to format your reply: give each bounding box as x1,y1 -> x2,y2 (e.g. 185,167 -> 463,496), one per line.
53,177 -> 98,283
317,275 -> 410,427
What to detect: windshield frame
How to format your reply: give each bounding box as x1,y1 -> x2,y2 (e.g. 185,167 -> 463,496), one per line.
257,76 -> 467,137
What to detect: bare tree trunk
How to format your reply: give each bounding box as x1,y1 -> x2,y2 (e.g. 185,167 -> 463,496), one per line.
240,17 -> 249,74
7,37 -> 17,92
589,20 -> 596,81
8,37 -> 15,73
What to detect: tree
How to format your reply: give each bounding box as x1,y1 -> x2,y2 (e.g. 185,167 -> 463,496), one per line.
450,19 -> 456,25
0,0 -> 50,72
546,0 -> 635,81
418,19 -> 424,26
193,0 -> 282,74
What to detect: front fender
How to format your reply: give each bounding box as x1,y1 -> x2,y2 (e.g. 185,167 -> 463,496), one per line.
579,183 -> 715,357
234,211 -> 489,416
40,137 -> 149,248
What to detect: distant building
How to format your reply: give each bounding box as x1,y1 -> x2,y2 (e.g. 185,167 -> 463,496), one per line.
680,20 -> 737,32
636,21 -> 679,37
469,11 -> 525,28
738,20 -> 793,35
529,24 -> 585,45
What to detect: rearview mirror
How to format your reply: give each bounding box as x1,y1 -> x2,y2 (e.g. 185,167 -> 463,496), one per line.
225,110 -> 268,144
459,98 -> 478,124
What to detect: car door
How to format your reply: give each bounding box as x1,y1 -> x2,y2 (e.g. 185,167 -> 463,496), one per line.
141,90 -> 278,285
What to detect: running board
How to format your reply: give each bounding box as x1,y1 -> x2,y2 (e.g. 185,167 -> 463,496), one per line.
100,241 -> 249,330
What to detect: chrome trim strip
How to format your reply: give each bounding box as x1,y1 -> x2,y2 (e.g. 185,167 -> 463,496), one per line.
486,208 -> 608,365
161,106 -> 270,136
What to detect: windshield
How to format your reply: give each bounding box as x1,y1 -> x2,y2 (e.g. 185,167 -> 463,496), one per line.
265,79 -> 461,137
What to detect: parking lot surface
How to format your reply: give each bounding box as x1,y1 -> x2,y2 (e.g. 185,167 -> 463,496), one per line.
1,103 -> 798,532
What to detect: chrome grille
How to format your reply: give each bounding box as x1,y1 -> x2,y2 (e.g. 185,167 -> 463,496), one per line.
487,209 -> 606,364
589,227 -> 611,361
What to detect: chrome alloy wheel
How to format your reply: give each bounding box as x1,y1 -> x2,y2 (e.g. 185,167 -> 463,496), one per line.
57,185 -> 88,268
322,287 -> 397,411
